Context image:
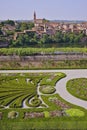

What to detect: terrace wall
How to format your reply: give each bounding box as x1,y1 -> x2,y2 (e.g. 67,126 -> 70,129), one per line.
0,53 -> 87,62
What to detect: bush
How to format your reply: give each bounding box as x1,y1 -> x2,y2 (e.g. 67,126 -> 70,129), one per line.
8,111 -> 19,119
44,111 -> 50,118
40,86 -> 56,94
65,109 -> 85,117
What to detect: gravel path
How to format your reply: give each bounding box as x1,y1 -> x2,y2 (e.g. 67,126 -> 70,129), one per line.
0,69 -> 87,109
56,69 -> 87,109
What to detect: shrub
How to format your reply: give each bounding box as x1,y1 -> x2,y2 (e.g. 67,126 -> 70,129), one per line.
8,111 -> 19,119
65,109 -> 85,117
44,111 -> 50,118
40,86 -> 56,94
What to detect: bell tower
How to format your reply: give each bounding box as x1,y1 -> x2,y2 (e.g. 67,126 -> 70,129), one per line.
34,11 -> 36,22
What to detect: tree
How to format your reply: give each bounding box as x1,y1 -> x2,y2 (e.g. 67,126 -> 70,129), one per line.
54,31 -> 62,43
0,29 -> 2,35
20,22 -> 28,31
5,20 -> 15,26
27,22 -> 34,29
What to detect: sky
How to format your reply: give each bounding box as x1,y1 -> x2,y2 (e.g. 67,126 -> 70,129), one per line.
0,0 -> 87,20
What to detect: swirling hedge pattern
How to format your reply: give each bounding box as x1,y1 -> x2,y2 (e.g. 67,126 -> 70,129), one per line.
0,72 -> 66,108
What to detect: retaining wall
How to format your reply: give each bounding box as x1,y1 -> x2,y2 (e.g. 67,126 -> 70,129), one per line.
0,54 -> 87,62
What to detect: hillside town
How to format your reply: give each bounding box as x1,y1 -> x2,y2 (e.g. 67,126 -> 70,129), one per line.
0,12 -> 87,47
14,12 -> 87,40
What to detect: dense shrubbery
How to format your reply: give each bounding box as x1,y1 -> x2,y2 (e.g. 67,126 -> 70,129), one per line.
9,31 -> 87,47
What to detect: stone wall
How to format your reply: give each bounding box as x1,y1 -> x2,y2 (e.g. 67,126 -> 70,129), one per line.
0,54 -> 87,62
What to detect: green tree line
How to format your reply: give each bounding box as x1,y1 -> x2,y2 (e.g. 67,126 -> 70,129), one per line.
10,31 -> 87,47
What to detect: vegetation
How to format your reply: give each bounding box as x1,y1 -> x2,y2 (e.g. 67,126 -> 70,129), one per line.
8,111 -> 18,119
43,111 -> 50,118
0,73 -> 87,130
0,94 -> 87,130
0,72 -> 65,108
39,72 -> 66,94
0,60 -> 87,70
66,78 -> 87,100
40,86 -> 56,94
0,20 -> 87,48
2,20 -> 15,26
9,31 -> 87,47
0,47 -> 87,56
65,109 -> 85,117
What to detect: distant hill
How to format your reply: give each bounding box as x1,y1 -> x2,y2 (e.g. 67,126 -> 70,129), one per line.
50,20 -> 87,23
0,19 -> 87,23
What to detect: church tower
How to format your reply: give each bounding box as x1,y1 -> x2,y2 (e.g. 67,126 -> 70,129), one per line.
34,11 -> 36,22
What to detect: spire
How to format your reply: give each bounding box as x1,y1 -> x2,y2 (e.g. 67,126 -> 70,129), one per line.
34,11 -> 36,22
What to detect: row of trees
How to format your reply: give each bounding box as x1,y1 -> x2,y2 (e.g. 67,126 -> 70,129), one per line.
9,31 -> 87,47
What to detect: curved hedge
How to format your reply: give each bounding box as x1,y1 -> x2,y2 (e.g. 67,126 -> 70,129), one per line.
40,86 -> 56,94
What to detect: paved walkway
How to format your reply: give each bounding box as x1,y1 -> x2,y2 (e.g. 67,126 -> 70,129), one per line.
0,69 -> 87,109
55,69 -> 87,109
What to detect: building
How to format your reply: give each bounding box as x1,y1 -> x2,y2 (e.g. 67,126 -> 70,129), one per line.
14,12 -> 87,40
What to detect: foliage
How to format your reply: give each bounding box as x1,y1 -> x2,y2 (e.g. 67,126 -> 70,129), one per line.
40,72 -> 66,86
27,96 -> 42,107
43,111 -> 50,118
0,72 -> 65,108
67,78 -> 87,100
65,109 -> 85,117
10,31 -> 87,47
8,111 -> 18,119
0,59 -> 87,70
0,74 -> 39,108
0,47 -> 87,56
4,20 -> 15,26
0,20 -> 87,48
0,94 -> 87,130
40,86 -> 56,94
18,22 -> 34,31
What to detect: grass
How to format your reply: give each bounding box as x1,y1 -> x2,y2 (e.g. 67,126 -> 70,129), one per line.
65,108 -> 85,117
0,60 -> 87,70
66,78 -> 87,100
0,72 -> 87,130
0,47 -> 87,56
0,72 -> 65,108
40,86 -> 56,94
0,74 -> 39,108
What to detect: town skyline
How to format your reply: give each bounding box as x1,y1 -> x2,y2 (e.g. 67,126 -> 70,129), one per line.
0,0 -> 87,20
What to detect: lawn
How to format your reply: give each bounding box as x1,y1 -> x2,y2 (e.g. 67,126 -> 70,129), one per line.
66,78 -> 87,101
0,72 -> 87,130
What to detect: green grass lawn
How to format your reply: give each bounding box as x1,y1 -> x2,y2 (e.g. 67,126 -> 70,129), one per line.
66,78 -> 87,101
